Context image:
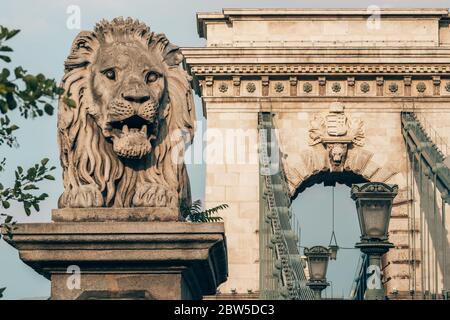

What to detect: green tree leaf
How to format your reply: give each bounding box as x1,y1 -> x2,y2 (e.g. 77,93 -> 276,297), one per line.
0,55 -> 11,63
5,92 -> 17,110
5,29 -> 20,40
0,68 -> 10,79
0,100 -> 7,113
14,66 -> 25,78
2,200 -> 10,209
0,46 -> 13,52
44,103 -> 54,115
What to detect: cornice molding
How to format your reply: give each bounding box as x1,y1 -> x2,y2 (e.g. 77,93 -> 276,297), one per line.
188,63 -> 450,76
201,97 -> 450,113
196,8 -> 450,38
202,96 -> 450,103
182,47 -> 450,63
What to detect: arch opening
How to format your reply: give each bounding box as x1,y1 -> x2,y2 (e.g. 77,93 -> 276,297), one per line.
291,178 -> 362,299
290,170 -> 368,201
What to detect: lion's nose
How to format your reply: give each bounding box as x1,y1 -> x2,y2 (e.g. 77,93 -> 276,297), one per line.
122,93 -> 150,104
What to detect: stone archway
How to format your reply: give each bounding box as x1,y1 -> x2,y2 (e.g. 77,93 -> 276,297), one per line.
279,102 -> 402,196
280,133 -> 410,297
284,144 -> 400,197
273,103 -> 410,297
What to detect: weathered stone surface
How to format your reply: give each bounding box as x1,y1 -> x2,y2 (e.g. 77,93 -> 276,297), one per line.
57,17 -> 196,210
2,221 -> 228,300
196,9 -> 447,47
52,207 -> 180,222
52,274 -> 194,300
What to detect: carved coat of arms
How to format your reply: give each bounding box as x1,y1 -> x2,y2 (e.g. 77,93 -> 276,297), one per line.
309,102 -> 364,172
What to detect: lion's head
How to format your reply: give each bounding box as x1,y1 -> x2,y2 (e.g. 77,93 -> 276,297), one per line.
57,18 -> 195,209
327,143 -> 348,172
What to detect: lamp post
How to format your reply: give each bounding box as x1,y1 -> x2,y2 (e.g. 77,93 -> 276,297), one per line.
351,182 -> 398,300
304,246 -> 331,300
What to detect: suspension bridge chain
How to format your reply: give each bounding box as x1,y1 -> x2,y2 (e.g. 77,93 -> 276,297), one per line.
258,112 -> 314,300
402,112 -> 450,199
402,111 -> 450,299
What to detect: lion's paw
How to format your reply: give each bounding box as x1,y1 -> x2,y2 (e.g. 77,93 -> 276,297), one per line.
132,183 -> 178,207
61,184 -> 104,208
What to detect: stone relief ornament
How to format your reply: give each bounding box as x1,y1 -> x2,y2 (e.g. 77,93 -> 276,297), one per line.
445,82 -> 450,92
57,17 -> 196,209
309,102 -> 365,172
360,82 -> 370,93
388,83 -> 398,93
274,82 -> 284,93
331,82 -> 341,93
303,82 -> 313,93
246,82 -> 256,93
416,82 -> 427,93
218,83 -> 228,93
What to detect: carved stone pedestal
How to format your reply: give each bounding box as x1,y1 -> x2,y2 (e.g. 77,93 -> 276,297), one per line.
2,209 -> 228,300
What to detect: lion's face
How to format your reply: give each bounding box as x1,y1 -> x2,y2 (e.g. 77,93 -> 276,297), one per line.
327,142 -> 348,171
326,143 -> 348,172
329,143 -> 346,164
89,41 -> 166,159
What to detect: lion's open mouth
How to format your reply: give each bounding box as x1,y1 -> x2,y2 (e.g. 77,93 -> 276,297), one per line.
109,115 -> 157,159
110,115 -> 154,136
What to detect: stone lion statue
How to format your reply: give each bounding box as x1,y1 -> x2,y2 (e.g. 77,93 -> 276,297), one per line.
57,18 -> 195,209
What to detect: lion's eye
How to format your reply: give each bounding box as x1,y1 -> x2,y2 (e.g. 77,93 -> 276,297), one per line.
146,71 -> 159,83
103,69 -> 116,81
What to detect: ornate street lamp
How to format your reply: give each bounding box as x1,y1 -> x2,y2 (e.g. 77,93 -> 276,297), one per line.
351,182 -> 398,300
304,246 -> 331,300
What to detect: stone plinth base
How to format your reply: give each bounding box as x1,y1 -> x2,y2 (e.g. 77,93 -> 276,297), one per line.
52,273 -> 196,300
52,207 -> 180,222
2,217 -> 228,300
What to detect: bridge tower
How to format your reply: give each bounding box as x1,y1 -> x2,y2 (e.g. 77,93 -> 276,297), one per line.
183,8 -> 450,299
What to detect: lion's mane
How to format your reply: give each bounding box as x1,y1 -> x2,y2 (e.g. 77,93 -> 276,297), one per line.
57,17 -> 195,208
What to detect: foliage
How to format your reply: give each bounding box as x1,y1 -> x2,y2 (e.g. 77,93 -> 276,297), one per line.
0,25 -> 62,297
0,26 -> 65,147
0,115 -> 18,147
0,158 -> 55,238
180,199 -> 228,223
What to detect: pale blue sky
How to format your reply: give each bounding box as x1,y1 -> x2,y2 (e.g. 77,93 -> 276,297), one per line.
0,0 -> 448,300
